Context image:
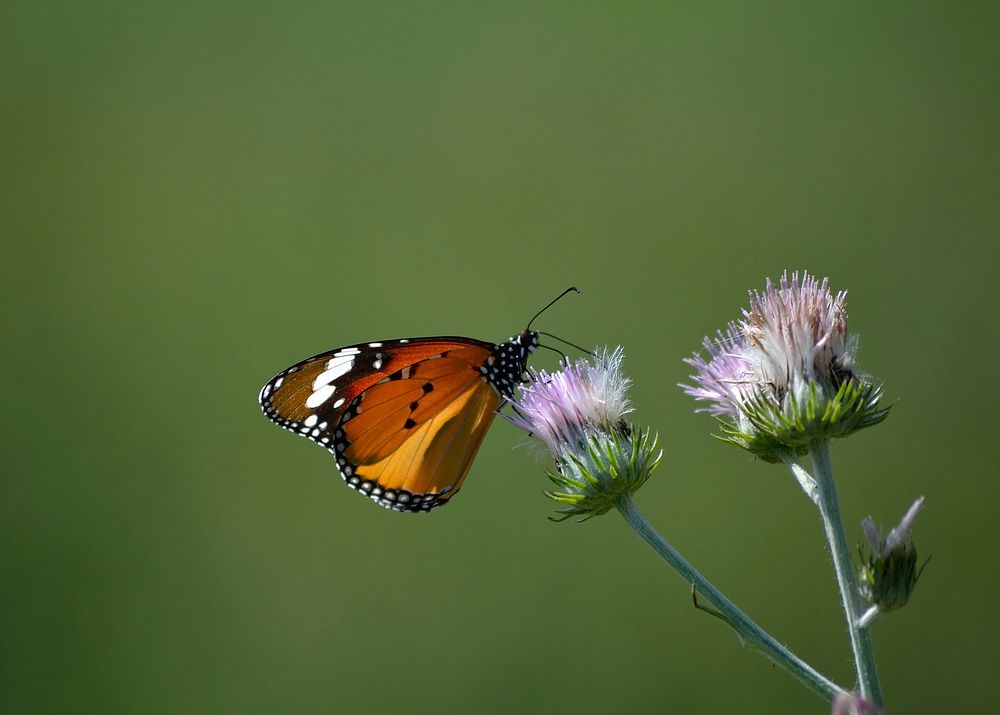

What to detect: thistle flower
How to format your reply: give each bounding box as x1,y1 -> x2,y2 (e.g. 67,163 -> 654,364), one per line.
511,347 -> 661,519
859,496 -> 926,613
681,271 -> 890,462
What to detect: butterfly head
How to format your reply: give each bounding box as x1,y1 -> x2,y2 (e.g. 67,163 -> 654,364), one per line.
515,329 -> 540,353
483,330 -> 539,400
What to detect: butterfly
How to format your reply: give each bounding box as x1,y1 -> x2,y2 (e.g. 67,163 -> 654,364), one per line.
258,330 -> 540,512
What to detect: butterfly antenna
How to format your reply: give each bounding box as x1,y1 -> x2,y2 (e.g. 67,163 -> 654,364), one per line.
538,332 -> 594,358
536,342 -> 570,365
526,286 -> 580,331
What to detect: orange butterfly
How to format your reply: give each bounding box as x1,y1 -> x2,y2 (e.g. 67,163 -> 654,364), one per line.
255,285 -> 588,514
259,332 -> 538,512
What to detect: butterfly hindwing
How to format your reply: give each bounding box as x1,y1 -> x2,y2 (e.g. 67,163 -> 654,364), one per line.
259,333 -> 538,512
340,376 -> 501,510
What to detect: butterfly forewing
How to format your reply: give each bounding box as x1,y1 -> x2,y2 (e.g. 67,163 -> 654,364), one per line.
260,337 -> 493,430
258,333 -> 537,512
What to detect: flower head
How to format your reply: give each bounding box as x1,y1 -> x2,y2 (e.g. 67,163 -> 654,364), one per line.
859,496 -> 927,612
682,271 -> 889,461
511,345 -> 633,454
512,347 -> 660,519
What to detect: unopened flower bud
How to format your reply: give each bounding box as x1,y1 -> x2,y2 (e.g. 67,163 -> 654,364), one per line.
859,497 -> 926,612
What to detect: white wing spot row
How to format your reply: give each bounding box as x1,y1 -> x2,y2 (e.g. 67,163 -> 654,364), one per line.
314,355 -> 354,389
306,383 -> 337,409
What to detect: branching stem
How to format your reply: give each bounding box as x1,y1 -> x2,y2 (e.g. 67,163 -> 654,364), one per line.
616,494 -> 848,702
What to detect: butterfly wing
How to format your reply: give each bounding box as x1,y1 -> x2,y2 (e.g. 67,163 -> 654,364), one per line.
259,337 -> 504,511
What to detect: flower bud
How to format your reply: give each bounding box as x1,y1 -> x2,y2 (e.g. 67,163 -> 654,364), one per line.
858,497 -> 926,612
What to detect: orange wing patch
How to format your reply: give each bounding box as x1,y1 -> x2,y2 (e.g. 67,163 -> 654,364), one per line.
342,358 -> 488,463
343,378 -> 501,510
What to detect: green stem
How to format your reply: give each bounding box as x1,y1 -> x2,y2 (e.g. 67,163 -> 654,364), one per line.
616,494 -> 847,702
809,440 -> 883,707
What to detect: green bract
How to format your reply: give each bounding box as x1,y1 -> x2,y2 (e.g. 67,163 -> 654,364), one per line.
719,379 -> 891,463
858,540 -> 922,612
545,425 -> 662,520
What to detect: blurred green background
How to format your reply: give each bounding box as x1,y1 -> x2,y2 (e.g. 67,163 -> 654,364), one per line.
3,1 -> 998,713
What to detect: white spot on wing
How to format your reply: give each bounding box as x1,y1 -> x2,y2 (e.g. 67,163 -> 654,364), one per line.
314,355 -> 354,389
368,342 -> 382,348
306,384 -> 337,409
333,397 -> 345,408
274,377 -> 283,389
304,414 -> 318,428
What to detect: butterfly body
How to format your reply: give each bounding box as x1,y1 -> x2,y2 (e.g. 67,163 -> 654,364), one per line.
259,331 -> 538,512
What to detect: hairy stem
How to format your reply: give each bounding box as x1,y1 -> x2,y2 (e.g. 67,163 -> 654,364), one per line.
809,440 -> 883,706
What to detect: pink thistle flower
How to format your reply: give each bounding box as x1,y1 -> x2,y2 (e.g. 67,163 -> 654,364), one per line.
512,347 -> 660,519
510,346 -> 632,454
682,324 -> 754,419
743,272 -> 854,407
682,271 -> 889,461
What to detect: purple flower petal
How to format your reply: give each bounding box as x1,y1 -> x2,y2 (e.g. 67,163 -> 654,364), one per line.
512,347 -> 632,457
682,270 -> 857,417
